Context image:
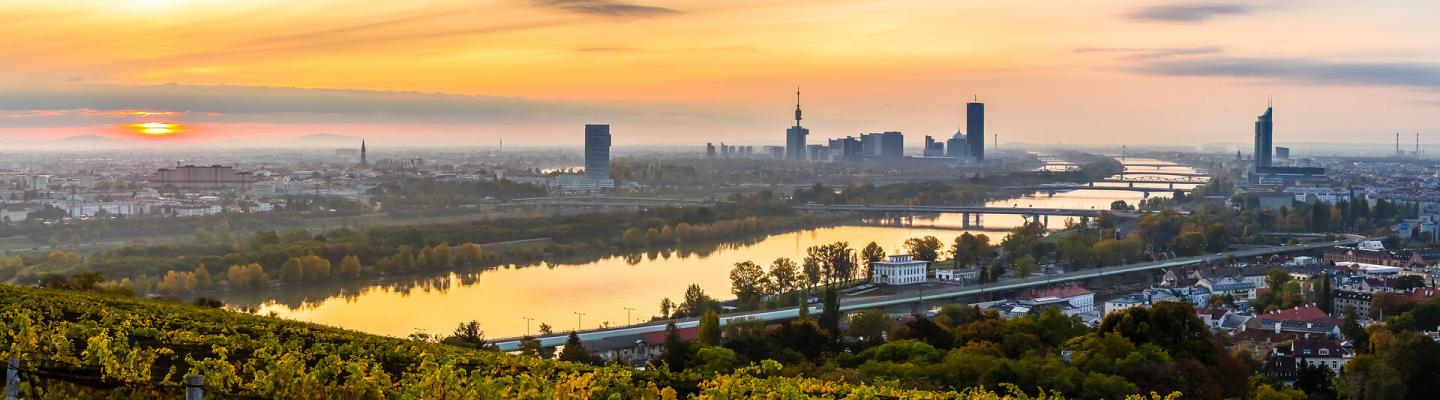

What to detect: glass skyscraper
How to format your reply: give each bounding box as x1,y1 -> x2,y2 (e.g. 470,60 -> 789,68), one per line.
1254,107 -> 1272,168
967,101 -> 985,162
584,124 -> 611,180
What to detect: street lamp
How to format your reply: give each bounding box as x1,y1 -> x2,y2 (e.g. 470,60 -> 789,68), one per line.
522,316 -> 534,336
623,307 -> 635,325
574,312 -> 586,331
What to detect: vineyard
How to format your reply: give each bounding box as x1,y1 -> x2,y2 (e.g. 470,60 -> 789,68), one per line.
0,285 -> 1173,399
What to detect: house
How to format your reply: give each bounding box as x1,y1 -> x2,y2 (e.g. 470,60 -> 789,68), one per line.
1332,290 -> 1372,317
1103,286 -> 1210,315
1019,284 -> 1096,313
871,254 -> 928,285
1196,275 -> 1259,299
1292,338 -> 1350,374
934,268 -> 979,284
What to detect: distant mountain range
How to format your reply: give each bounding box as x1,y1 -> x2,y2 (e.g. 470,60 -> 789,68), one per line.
51,134 -> 117,143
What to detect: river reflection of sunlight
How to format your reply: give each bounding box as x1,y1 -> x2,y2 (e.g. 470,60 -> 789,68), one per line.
232,158 -> 1200,339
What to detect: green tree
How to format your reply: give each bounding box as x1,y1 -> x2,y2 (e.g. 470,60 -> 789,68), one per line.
698,309 -> 721,345
818,287 -> 841,335
338,255 -> 362,279
729,261 -> 768,309
1014,254 -> 1039,277
846,309 -> 895,348
766,258 -> 800,296
441,320 -> 492,350
558,332 -> 594,364
904,236 -> 942,262
660,321 -> 690,371
861,242 -> 885,278
690,345 -> 737,374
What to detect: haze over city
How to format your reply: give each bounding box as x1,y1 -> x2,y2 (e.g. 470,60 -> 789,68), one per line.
6,2 -> 1440,399
3,0 -> 1440,148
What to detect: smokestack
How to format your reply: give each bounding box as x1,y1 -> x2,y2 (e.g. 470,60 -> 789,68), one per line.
1397,132 -> 1402,156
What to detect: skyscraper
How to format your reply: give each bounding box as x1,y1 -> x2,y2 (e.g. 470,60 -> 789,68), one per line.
785,88 -> 808,161
1254,106 -> 1272,169
585,124 -> 611,180
946,132 -> 968,159
967,99 -> 985,162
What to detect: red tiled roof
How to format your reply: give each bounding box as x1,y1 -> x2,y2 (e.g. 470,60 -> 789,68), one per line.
641,326 -> 698,345
1254,305 -> 1331,323
1020,284 -> 1093,300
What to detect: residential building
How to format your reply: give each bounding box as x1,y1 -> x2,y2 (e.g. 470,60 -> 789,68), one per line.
871,254 -> 928,285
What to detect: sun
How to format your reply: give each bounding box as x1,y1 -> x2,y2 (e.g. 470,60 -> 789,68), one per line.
130,122 -> 181,136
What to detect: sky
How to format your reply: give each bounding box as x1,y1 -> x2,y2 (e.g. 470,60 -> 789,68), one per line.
1,0 -> 1439,148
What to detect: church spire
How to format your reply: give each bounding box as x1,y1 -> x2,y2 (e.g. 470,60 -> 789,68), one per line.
360,139 -> 368,166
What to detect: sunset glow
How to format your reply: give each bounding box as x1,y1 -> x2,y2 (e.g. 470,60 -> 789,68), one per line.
130,122 -> 180,136
0,1 -> 1438,146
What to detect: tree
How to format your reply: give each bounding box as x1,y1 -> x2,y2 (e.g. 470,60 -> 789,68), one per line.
660,321 -> 690,371
861,242 -> 885,278
1014,255 -> 1039,277
659,297 -> 675,319
558,332 -> 594,364
1099,301 -> 1220,364
698,309 -> 721,345
690,346 -> 737,373
1341,305 -> 1369,352
192,264 -> 212,291
766,258 -> 800,296
729,261 -> 768,309
904,236 -> 942,262
1393,275 -> 1426,291
846,309 -> 895,348
338,255 -> 363,279
442,320 -> 492,350
676,284 -> 718,318
818,287 -> 841,335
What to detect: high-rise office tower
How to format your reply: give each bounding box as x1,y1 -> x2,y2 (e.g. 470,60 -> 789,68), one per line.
1254,107 -> 1273,168
706,143 -> 716,158
785,88 -> 809,161
946,132 -> 968,159
967,99 -> 985,162
584,124 -> 611,180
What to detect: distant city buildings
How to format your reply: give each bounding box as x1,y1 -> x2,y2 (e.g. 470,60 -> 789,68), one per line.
150,165 -> 257,190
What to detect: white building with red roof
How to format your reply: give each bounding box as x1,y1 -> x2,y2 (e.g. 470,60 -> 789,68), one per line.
1019,284 -> 1095,313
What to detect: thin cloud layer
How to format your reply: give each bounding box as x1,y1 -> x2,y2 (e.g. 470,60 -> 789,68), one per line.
1131,57 -> 1440,89
531,0 -> 680,17
0,84 -> 758,128
1074,46 -> 1225,61
1125,3 -> 1251,22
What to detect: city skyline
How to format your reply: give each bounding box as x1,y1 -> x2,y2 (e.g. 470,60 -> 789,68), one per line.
3,1 -> 1440,147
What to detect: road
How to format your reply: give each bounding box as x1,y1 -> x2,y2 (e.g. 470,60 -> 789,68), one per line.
491,235 -> 1363,351
794,204 -> 1109,218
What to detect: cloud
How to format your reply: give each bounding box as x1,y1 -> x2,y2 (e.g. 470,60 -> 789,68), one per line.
1130,57 -> 1440,89
1074,46 -> 1224,60
531,0 -> 679,17
0,83 -> 760,128
1125,3 -> 1251,23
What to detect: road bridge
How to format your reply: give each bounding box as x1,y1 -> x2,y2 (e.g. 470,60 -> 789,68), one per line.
508,196 -> 720,208
1115,171 -> 1208,178
1121,163 -> 1193,168
1095,178 -> 1209,185
491,236 -> 1364,351
1005,185 -> 1179,195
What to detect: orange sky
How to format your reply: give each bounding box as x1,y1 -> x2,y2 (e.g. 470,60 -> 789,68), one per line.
2,0 -> 1439,148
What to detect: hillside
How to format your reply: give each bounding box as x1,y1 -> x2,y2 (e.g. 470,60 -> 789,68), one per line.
0,285 -> 1091,399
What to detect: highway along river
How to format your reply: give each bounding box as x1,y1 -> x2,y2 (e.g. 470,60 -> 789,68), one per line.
216,158 -> 1201,339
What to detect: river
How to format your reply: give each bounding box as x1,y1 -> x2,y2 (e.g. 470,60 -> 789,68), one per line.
225,158 -> 1200,339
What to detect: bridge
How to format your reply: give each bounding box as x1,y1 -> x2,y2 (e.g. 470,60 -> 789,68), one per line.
1121,163 -> 1193,168
1096,177 -> 1209,185
1115,171 -> 1208,178
491,236 -> 1365,351
1005,185 -> 1181,195
508,196 -> 721,208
